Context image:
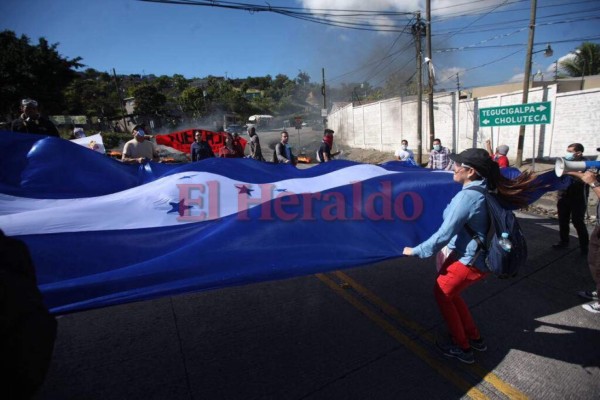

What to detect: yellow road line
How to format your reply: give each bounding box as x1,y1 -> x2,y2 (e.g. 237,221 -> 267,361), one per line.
315,273 -> 489,400
333,271 -> 528,400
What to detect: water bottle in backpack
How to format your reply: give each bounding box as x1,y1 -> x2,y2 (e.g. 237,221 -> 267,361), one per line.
498,232 -> 512,252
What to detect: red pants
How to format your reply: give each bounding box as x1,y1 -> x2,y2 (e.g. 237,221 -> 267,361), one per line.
435,254 -> 488,350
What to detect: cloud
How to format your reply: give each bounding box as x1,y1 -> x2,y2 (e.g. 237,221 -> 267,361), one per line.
430,0 -> 506,17
557,53 -> 576,63
296,0 -> 508,86
507,73 -> 524,83
299,0 -> 507,18
508,52 -> 577,83
437,66 -> 465,84
300,0 -> 419,12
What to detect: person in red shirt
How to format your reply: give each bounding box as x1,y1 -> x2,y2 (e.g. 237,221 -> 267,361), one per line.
485,140 -> 509,168
218,132 -> 243,158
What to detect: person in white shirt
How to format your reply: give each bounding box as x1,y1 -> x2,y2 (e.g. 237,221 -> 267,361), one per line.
395,139 -> 415,162
121,124 -> 159,164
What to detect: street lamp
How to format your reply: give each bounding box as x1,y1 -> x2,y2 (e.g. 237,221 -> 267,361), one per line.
533,44 -> 553,57
531,45 -> 552,83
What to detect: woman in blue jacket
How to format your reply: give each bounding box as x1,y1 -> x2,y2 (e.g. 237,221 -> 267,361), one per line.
403,148 -> 539,364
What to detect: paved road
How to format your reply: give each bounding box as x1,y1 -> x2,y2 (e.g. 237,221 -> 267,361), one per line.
37,212 -> 599,400
244,126 -> 327,166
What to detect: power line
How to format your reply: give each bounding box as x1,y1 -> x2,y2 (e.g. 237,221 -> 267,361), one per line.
432,0 -> 524,21
433,12 -> 600,35
433,0 -> 598,22
436,0 -> 512,46
138,0 -> 417,32
431,0 -> 520,13
435,35 -> 600,53
436,49 -> 523,86
360,40 -> 415,85
138,0 -> 598,92
328,33 -> 416,84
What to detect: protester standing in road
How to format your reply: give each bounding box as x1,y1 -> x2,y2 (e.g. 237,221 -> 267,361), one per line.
426,138 -> 453,170
565,168 -> 600,314
218,132 -> 243,158
552,143 -> 589,254
402,148 -> 541,363
317,129 -> 336,163
232,133 -> 244,157
10,99 -> 60,137
190,130 -> 214,161
395,139 -> 415,163
274,131 -> 296,165
121,124 -> 159,164
485,139 -> 510,168
248,127 -> 265,161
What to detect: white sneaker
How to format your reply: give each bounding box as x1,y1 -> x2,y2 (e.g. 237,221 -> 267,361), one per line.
582,302 -> 600,314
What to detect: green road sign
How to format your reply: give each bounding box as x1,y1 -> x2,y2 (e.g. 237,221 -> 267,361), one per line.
479,101 -> 551,127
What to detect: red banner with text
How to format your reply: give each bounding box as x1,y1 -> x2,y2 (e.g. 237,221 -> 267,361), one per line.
155,129 -> 247,155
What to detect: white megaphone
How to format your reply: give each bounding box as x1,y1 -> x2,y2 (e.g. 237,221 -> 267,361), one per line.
555,158 -> 600,177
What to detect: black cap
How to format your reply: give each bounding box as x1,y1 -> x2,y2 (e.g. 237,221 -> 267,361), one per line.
597,147 -> 600,152
132,123 -> 146,133
21,98 -> 38,108
449,148 -> 495,178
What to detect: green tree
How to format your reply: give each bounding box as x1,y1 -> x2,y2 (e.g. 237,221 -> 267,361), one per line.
559,42 -> 600,77
173,74 -> 189,92
63,69 -> 120,117
0,30 -> 82,118
153,75 -> 172,91
296,70 -> 310,87
179,86 -> 206,117
131,84 -> 167,116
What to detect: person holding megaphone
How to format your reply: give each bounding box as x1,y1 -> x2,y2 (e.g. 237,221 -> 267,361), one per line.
562,168 -> 600,314
552,143 -> 589,254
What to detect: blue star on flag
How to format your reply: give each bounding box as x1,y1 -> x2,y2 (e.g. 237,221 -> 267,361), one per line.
168,199 -> 193,216
235,185 -> 254,196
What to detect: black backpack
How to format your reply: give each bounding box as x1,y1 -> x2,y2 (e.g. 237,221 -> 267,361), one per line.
464,186 -> 528,278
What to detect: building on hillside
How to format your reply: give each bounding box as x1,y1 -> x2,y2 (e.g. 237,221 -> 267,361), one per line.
243,89 -> 263,100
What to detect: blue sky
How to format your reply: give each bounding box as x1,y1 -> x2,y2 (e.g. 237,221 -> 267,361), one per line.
1,0 -> 598,91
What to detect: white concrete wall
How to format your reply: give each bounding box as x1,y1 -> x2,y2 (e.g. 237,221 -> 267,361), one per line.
329,84 -> 600,162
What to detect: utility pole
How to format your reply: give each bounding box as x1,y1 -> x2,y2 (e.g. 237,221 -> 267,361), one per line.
516,0 -> 537,167
456,73 -> 460,145
412,12 -> 425,165
321,68 -> 327,128
112,68 -> 128,132
426,0 -> 435,153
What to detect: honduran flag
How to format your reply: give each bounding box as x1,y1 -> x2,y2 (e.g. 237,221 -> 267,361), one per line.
0,132 -> 559,314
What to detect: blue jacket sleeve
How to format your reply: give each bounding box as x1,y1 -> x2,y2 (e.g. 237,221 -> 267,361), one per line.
412,191 -> 472,258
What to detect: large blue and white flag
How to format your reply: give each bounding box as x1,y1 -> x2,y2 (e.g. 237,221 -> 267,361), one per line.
0,132 -> 560,314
